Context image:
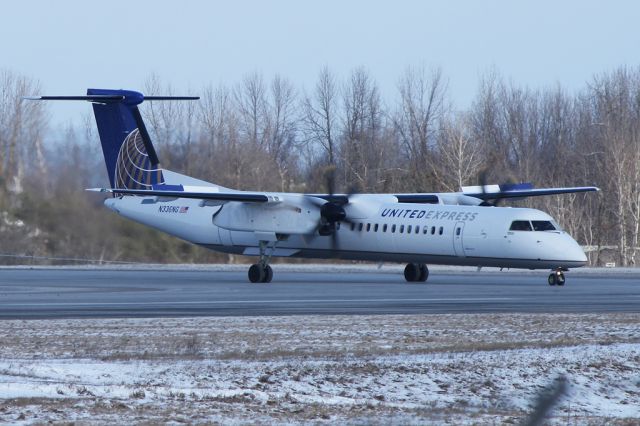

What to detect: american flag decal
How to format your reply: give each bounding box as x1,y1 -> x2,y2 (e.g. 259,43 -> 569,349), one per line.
179,206 -> 189,213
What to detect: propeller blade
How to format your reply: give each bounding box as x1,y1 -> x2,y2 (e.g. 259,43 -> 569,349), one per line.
324,164 -> 337,196
478,169 -> 498,207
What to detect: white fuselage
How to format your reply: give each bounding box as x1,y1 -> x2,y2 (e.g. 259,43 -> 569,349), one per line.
104,193 -> 588,270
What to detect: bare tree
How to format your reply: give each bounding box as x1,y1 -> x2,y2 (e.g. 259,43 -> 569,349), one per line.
433,113 -> 483,192
301,66 -> 340,167
393,66 -> 447,191
142,75 -> 196,173
196,84 -> 236,184
588,68 -> 640,265
265,75 -> 298,190
341,67 -> 386,191
234,71 -> 268,147
0,70 -> 47,195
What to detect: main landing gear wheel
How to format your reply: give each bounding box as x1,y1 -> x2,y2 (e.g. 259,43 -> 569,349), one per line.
248,240 -> 275,283
404,263 -> 429,283
248,264 -> 273,283
548,270 -> 566,286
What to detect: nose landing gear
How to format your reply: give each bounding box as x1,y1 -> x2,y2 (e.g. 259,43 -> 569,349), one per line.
548,269 -> 566,286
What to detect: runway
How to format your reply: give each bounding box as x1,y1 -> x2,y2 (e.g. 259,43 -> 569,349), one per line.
0,267 -> 639,318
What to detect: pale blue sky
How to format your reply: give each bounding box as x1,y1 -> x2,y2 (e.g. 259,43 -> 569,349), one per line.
1,0 -> 638,126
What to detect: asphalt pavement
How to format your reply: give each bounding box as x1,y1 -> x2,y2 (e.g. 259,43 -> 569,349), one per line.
0,267 -> 638,318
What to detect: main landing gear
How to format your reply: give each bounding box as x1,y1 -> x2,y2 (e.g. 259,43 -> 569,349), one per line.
248,263 -> 273,283
548,268 -> 566,286
404,263 -> 429,283
248,241 -> 274,283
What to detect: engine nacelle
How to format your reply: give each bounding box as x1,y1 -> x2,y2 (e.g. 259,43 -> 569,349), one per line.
213,196 -> 319,234
438,194 -> 483,206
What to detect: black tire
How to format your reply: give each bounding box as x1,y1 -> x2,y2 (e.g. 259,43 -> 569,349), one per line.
548,273 -> 557,286
418,264 -> 429,282
557,273 -> 565,286
248,264 -> 265,283
404,263 -> 420,282
262,265 -> 273,283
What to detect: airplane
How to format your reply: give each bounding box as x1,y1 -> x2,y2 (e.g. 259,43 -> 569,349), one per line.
27,89 -> 599,286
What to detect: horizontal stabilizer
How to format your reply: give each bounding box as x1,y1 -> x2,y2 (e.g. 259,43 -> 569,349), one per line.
24,95 -> 125,102
25,94 -> 199,104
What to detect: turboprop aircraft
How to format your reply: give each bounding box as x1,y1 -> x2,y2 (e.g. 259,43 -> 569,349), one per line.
28,89 -> 598,285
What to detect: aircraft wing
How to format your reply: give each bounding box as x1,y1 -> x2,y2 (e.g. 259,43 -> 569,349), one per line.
87,188 -> 271,203
89,184 -> 600,205
461,185 -> 599,201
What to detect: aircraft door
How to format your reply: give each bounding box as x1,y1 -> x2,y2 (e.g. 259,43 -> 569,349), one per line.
453,221 -> 465,257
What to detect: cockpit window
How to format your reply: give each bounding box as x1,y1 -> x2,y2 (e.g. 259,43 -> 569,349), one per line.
510,220 -> 532,231
532,220 -> 556,231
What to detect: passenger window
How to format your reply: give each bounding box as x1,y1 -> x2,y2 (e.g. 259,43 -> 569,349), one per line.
438,226 -> 443,235
351,223 -> 355,231
407,225 -> 412,234
374,224 -> 379,232
366,223 -> 371,232
399,225 -> 404,233
391,224 -> 396,233
431,226 -> 436,235
510,220 -> 532,231
383,224 -> 388,232
532,221 -> 556,231
423,226 -> 428,235
415,226 -> 419,234
358,223 -> 363,232
456,227 -> 461,236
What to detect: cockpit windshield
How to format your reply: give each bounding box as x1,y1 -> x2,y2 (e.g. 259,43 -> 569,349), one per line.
532,220 -> 556,231
509,220 -> 532,231
510,220 -> 558,232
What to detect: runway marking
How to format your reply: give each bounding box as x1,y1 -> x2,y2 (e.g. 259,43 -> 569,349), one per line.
0,297 -> 515,307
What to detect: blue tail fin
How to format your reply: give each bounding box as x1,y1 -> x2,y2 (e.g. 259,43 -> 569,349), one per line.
88,89 -> 163,189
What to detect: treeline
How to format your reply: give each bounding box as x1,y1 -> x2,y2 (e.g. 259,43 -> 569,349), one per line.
1,65 -> 639,266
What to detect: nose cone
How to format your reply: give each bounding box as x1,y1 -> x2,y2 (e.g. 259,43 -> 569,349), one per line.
571,244 -> 588,263
565,236 -> 588,266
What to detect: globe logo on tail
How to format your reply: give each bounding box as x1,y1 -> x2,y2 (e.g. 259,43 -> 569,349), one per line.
114,129 -> 165,189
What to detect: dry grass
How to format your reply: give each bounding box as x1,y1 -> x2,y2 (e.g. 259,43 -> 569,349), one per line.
1,313 -> 638,362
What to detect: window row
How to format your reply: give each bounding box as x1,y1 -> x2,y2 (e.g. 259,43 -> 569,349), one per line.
348,222 -> 444,235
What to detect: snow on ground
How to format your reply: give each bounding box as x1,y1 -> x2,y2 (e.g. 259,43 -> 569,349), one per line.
0,314 -> 639,424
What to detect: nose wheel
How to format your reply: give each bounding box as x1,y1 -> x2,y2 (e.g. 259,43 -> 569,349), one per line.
548,270 -> 566,286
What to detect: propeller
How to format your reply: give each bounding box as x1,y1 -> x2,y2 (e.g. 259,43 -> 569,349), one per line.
477,168 -> 526,207
307,165 -> 356,252
478,169 -> 500,207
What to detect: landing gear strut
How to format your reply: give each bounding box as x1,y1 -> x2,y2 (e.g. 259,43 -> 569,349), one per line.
404,263 -> 429,282
548,269 -> 566,286
248,240 -> 274,283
